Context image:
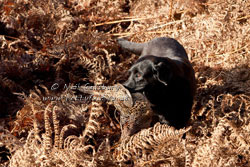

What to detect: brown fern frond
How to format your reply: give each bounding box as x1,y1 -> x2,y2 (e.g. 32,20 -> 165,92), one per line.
79,52 -> 99,71
114,122 -> 189,164
80,72 -> 106,146
222,118 -> 250,156
59,124 -> 78,149
64,135 -> 81,149
96,138 -> 110,158
192,119 -> 226,166
53,146 -> 96,167
10,90 -> 44,137
0,130 -> 23,154
54,54 -> 69,75
44,103 -> 53,150
31,103 -> 42,143
191,116 -> 250,166
101,48 -> 116,76
52,106 -> 60,148
81,101 -> 103,141
183,139 -> 192,167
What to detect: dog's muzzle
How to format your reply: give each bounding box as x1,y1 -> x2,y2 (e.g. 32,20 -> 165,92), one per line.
123,81 -> 146,93
123,80 -> 136,93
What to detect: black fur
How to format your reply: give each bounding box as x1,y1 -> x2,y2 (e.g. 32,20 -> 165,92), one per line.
118,37 -> 196,129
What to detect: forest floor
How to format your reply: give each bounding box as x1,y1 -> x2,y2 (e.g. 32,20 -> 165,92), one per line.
0,0 -> 249,166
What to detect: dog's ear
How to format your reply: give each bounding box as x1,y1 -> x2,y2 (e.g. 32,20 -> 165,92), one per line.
153,62 -> 172,86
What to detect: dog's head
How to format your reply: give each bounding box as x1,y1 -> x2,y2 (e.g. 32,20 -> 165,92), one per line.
123,55 -> 173,93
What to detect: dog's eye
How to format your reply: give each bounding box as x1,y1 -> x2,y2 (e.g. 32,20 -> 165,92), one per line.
135,73 -> 141,78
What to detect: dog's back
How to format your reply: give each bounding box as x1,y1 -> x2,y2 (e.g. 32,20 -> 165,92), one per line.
117,37 -> 188,61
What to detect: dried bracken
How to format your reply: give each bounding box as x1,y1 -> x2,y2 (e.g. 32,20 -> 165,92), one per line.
0,0 -> 249,166
191,116 -> 250,167
113,123 -> 190,166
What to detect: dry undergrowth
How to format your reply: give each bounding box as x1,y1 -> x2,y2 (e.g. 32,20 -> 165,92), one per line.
0,0 -> 249,167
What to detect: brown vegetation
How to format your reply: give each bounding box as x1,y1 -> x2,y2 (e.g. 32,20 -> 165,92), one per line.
0,0 -> 249,166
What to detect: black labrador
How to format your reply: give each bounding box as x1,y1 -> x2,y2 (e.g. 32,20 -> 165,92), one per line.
118,37 -> 196,129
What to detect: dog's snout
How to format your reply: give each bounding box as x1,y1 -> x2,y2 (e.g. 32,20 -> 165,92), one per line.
123,80 -> 134,88
123,80 -> 136,92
